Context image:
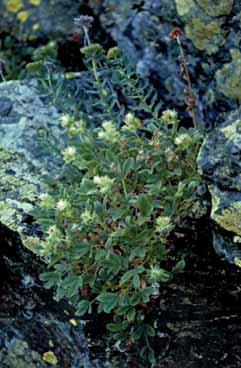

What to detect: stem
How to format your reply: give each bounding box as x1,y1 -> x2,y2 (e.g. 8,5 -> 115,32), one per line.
176,37 -> 197,129
121,178 -> 128,197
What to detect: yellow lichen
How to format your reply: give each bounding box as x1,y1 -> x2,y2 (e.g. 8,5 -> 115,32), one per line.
175,0 -> 195,16
42,351 -> 58,365
220,122 -> 238,139
185,19 -> 225,54
17,10 -> 29,22
212,202 -> 241,236
216,49 -> 241,100
69,318 -> 78,326
32,22 -> 40,31
29,0 -> 41,5
196,0 -> 234,17
6,0 -> 23,13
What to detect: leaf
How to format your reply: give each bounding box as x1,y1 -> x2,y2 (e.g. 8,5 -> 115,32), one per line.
72,243 -> 91,259
76,300 -> 90,316
62,275 -> 83,298
127,308 -> 136,322
145,324 -> 155,337
122,157 -> 135,177
106,323 -> 122,332
133,274 -> 140,288
173,258 -> 186,273
120,266 -> 145,286
148,350 -> 156,364
129,247 -> 146,261
132,326 -> 144,341
136,195 -> 153,218
40,271 -> 60,289
97,292 -> 119,313
130,293 -> 141,306
120,269 -> 136,285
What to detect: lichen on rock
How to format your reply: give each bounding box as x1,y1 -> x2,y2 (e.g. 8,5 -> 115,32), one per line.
216,49 -> 241,100
175,0 -> 228,54
0,80 -> 65,250
198,109 -> 241,262
196,0 -> 234,17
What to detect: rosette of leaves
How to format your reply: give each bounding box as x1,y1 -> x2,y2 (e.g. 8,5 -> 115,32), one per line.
32,45 -> 203,364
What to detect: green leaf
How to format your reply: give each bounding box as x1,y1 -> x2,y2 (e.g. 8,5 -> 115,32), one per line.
97,292 -> 119,313
129,247 -> 146,261
173,258 -> 185,273
40,271 -> 60,289
62,275 -> 83,298
120,269 -> 136,285
127,308 -> 136,322
120,266 -> 144,286
106,323 -> 122,332
122,157 -> 135,177
130,293 -> 141,306
132,326 -> 144,341
136,195 -> 153,217
148,350 -> 156,364
73,243 -> 91,259
145,324 -> 155,337
133,274 -> 140,288
76,300 -> 89,316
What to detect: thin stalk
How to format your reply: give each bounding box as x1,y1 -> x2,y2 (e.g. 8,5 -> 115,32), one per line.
176,37 -> 196,128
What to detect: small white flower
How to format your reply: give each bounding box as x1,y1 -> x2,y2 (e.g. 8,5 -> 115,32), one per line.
63,146 -> 77,163
122,112 -> 141,133
60,114 -> 74,128
161,109 -> 178,125
56,199 -> 69,211
81,209 -> 93,224
124,112 -> 135,125
93,175 -> 115,194
155,216 -> 173,234
98,121 -> 121,143
39,193 -> 55,209
174,133 -> 192,148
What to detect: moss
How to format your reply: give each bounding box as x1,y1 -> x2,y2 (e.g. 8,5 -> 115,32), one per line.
196,0 -> 234,17
216,49 -> 241,100
185,18 -> 225,54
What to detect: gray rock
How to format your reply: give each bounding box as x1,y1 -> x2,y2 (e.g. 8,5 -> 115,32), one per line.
198,110 -> 241,263
0,80 -> 65,248
90,0 -> 241,127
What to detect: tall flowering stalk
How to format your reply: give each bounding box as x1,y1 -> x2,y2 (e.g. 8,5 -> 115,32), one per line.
169,27 -> 196,128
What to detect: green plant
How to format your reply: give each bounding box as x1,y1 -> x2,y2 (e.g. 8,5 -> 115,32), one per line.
30,21 -> 204,364
0,35 -> 34,80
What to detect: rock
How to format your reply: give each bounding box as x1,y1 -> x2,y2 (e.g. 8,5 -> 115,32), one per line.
89,0 -> 241,127
216,49 -> 241,101
0,80 -> 66,250
0,222 -> 100,368
1,0 -> 83,41
197,110 -> 241,262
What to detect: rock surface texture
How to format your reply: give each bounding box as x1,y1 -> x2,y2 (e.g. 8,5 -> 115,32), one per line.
0,80 -> 65,247
198,110 -> 241,262
89,0 -> 241,126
